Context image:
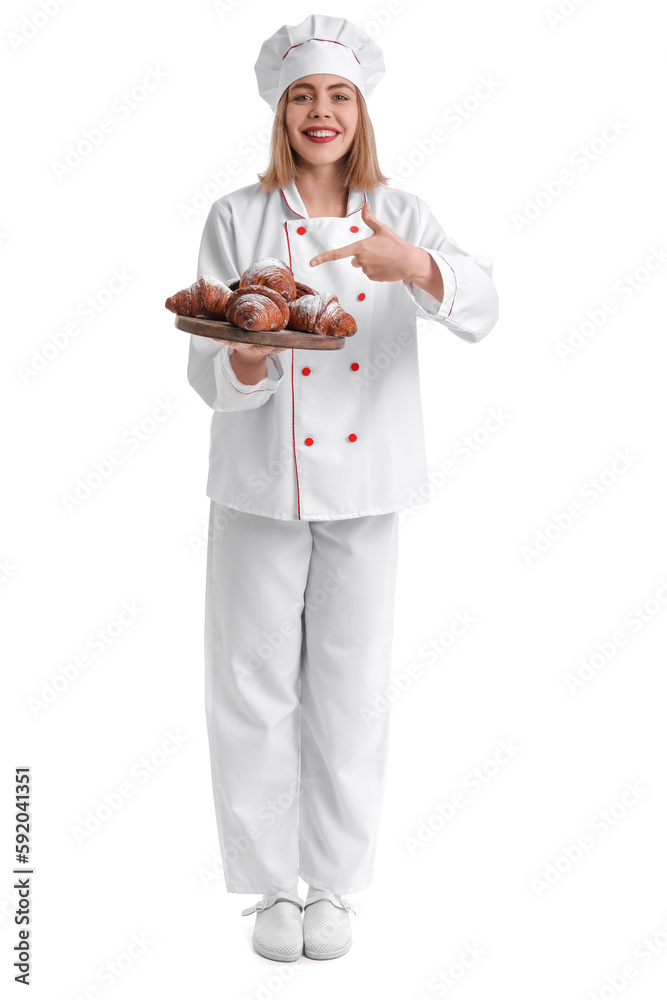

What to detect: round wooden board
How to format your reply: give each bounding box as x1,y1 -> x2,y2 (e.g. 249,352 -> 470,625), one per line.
174,314 -> 347,350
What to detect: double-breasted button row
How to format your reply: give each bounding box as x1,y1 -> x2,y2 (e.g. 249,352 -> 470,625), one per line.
301,356 -> 359,443
294,224 -> 368,299
303,435 -> 357,445
296,270 -> 366,446
302,364 -> 360,374
296,225 -> 361,234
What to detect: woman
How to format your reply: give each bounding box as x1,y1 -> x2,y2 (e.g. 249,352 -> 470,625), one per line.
187,14 -> 499,962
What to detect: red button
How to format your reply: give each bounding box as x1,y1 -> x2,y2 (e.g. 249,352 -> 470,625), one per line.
302,367 -> 311,375
350,362 -> 359,371
348,434 -> 357,442
350,225 -> 359,232
297,226 -> 306,235
305,437 -> 314,446
357,292 -> 366,301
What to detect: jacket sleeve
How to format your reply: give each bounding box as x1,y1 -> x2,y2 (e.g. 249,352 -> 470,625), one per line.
186,199 -> 286,411
402,195 -> 499,344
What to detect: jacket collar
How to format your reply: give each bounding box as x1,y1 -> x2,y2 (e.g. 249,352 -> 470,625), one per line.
280,178 -> 366,220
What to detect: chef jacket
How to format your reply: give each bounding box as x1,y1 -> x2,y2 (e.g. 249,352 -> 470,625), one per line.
186,179 -> 499,521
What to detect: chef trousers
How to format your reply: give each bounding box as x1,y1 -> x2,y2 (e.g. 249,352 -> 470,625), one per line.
203,500 -> 400,895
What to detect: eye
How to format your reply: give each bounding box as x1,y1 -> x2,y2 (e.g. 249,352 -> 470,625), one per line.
293,93 -> 349,101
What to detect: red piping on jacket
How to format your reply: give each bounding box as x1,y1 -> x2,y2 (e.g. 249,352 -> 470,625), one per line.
281,188 -> 305,220
281,191 -> 370,520
280,187 -> 367,219
283,220 -> 294,265
283,221 -> 301,519
290,353 -> 301,520
443,259 -> 457,318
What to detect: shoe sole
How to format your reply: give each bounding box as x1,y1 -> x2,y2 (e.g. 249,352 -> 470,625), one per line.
303,941 -> 352,960
253,942 -> 302,962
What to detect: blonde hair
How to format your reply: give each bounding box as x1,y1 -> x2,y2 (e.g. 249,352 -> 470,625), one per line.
257,84 -> 390,192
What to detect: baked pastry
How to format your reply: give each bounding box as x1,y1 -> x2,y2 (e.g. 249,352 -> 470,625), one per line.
239,257 -> 297,303
288,292 -> 357,337
165,275 -> 232,319
165,260 -> 358,337
225,284 -> 290,331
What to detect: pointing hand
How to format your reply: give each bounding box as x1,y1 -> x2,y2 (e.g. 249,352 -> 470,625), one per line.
309,200 -> 425,283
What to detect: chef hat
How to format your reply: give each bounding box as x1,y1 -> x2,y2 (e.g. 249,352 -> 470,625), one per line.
255,14 -> 385,112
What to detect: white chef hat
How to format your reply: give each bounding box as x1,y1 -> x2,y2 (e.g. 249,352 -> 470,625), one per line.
255,14 -> 385,112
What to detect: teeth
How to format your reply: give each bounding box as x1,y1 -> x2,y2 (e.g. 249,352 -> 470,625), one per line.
306,130 -> 338,137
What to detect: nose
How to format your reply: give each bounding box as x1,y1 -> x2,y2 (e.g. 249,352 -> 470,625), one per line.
308,94 -> 331,118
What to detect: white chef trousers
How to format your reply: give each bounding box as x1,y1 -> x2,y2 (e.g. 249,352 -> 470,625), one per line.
203,500 -> 400,896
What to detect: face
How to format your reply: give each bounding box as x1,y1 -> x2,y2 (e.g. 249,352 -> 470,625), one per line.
284,74 -> 359,167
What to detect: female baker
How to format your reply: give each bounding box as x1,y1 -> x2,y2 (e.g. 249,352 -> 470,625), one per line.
186,13 -> 499,962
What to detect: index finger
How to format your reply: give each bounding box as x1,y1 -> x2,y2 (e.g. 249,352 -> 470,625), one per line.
310,242 -> 361,266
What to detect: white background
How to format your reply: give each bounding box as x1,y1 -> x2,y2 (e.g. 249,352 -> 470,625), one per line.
2,0 -> 667,997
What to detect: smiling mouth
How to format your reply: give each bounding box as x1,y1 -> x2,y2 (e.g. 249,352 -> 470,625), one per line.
302,129 -> 340,138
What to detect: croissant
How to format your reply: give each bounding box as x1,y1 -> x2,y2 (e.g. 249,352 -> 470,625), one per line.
225,284 -> 290,331
295,281 -> 317,298
239,257 -> 297,303
165,275 -> 232,319
288,292 -> 357,337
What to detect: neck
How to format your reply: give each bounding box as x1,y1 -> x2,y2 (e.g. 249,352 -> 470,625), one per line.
293,160 -> 349,217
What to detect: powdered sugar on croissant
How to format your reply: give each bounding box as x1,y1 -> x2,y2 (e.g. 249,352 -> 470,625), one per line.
166,259 -> 357,335
288,292 -> 357,337
225,284 -> 290,331
165,275 -> 232,319
239,257 -> 297,303
229,293 -> 275,329
291,292 -> 334,328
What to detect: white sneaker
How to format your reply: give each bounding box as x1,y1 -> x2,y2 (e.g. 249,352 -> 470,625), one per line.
241,887 -> 304,961
303,888 -> 356,960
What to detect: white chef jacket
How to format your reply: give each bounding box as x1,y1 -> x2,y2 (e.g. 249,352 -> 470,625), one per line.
187,179 -> 498,520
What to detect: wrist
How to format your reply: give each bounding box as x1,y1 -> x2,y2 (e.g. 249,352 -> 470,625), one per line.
404,246 -> 433,284
228,348 -> 268,385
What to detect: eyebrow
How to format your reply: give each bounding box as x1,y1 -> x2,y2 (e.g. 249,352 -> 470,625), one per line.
289,82 -> 354,93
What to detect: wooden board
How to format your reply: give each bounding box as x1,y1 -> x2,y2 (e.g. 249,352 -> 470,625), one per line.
174,314 -> 347,350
